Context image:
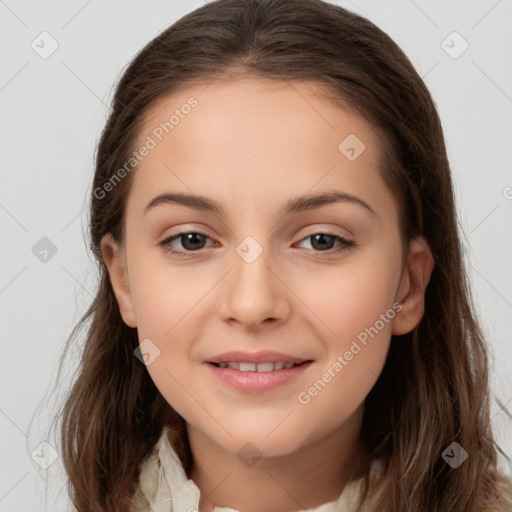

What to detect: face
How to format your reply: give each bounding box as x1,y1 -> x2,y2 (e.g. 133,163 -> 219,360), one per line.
102,76 -> 433,458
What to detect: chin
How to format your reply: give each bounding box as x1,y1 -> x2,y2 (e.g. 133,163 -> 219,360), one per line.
217,429 -> 303,459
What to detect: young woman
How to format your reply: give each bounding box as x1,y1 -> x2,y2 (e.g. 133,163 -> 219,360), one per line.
53,0 -> 512,510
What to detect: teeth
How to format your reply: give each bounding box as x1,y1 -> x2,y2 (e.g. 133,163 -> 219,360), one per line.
235,362 -> 255,371
216,361 -> 303,372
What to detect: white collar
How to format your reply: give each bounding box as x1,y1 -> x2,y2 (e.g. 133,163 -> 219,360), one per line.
133,424 -> 384,512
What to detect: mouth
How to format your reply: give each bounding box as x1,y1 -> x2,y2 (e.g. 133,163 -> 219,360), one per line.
207,360 -> 312,372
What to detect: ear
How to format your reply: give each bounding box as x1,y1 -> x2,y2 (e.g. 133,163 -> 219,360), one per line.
101,234 -> 137,328
392,236 -> 435,335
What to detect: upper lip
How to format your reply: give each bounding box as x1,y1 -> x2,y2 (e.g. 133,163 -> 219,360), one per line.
206,350 -> 312,364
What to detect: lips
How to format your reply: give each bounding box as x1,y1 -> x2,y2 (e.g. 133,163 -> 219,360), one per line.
206,350 -> 311,365
210,361 -> 307,372
205,359 -> 314,392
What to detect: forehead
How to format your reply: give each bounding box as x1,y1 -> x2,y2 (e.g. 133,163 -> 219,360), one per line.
128,77 -> 395,222
136,76 -> 374,158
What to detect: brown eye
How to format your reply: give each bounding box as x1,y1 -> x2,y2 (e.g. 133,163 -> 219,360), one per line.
160,232 -> 213,256
297,233 -> 355,254
309,234 -> 337,251
176,233 -> 208,251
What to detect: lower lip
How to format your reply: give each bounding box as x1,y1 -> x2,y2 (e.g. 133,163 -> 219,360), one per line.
204,361 -> 313,393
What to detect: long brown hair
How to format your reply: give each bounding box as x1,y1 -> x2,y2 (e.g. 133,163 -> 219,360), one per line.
47,0 -> 512,510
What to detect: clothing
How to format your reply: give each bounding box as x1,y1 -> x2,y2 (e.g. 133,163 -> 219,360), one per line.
130,425 -> 385,512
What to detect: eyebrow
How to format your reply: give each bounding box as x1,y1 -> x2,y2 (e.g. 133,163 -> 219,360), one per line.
143,190 -> 377,218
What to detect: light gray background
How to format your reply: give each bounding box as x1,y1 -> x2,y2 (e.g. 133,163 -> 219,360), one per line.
1,1 -> 511,510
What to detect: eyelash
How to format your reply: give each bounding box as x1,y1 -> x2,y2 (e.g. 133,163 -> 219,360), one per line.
159,231 -> 355,258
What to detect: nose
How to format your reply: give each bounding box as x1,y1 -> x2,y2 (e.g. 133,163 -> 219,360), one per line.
217,246 -> 292,332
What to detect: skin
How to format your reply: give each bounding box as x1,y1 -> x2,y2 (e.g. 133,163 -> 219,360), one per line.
102,76 -> 434,512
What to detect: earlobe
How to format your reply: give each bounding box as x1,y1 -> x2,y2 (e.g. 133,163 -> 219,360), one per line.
100,234 -> 137,328
392,236 -> 435,336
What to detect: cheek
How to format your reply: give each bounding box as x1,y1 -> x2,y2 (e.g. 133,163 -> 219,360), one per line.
294,291 -> 394,441
128,259 -> 198,415
128,251 -> 209,396
292,247 -> 401,346
291,249 -> 400,414
129,250 -> 203,337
